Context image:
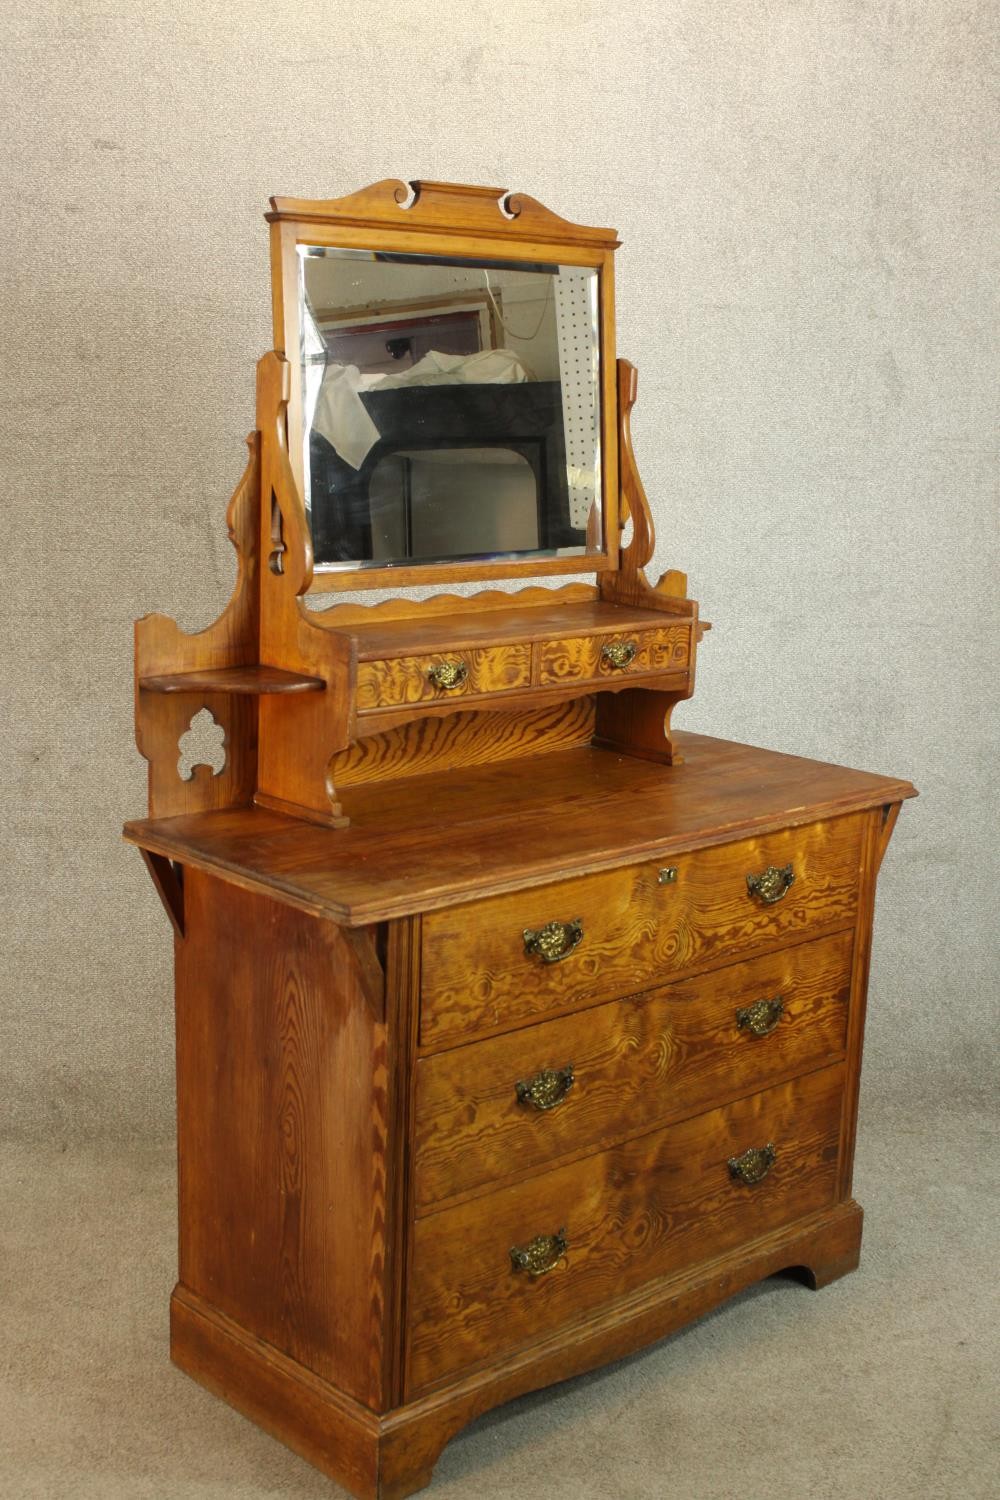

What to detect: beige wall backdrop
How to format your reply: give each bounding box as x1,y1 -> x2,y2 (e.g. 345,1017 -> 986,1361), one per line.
2,1 -> 996,1141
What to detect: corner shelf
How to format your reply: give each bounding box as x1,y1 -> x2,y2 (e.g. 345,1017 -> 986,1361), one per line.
139,665 -> 325,695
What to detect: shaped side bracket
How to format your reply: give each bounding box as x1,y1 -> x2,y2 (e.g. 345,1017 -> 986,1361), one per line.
135,435 -> 261,818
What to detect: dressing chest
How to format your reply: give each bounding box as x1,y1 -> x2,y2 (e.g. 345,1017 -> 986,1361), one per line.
124,180 -> 915,1499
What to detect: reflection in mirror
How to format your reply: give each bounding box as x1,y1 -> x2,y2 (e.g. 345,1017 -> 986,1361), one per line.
298,248 -> 602,570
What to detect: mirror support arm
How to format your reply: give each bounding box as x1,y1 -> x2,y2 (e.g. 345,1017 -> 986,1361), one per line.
256,353 -> 314,597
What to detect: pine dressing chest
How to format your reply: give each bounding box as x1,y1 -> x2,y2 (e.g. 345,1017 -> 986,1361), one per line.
124,180 -> 916,1499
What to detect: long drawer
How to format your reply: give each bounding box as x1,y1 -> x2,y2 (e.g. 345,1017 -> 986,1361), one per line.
420,813 -> 864,1047
414,929 -> 853,1210
407,1062 -> 845,1393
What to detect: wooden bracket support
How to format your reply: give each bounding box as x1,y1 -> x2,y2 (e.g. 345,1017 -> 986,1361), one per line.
343,927 -> 386,1022
876,802 -> 902,873
139,849 -> 185,938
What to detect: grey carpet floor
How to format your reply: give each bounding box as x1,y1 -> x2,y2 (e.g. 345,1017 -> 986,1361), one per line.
2,1088 -> 997,1500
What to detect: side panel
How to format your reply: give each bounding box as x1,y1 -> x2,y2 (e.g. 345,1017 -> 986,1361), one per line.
174,868 -> 394,1409
836,804 -> 899,1198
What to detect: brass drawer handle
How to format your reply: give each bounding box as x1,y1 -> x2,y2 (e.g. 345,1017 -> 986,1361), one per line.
728,1143 -> 777,1185
523,919 -> 584,965
426,660 -> 469,691
736,996 -> 785,1037
510,1228 -> 568,1277
601,640 -> 638,670
746,863 -> 795,905
516,1065 -> 575,1112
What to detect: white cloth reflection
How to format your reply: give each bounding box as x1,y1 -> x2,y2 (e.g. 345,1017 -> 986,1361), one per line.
310,348 -> 531,471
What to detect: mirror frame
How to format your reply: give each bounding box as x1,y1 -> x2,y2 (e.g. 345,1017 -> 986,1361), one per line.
266,180 -> 621,593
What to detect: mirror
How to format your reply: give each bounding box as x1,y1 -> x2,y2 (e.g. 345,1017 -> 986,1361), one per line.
298,247 -> 602,570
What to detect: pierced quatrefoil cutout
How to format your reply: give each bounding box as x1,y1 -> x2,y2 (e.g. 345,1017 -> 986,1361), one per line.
177,708 -> 226,782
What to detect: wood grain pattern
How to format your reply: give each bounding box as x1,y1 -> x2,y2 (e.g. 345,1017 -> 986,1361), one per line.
383,1199 -> 864,1495
348,670 -> 690,742
174,868 -> 394,1407
170,1287 -> 381,1499
124,737 -> 916,927
357,646 -> 532,711
413,929 -> 853,1209
330,701 -> 596,787
407,1063 -> 845,1392
419,811 -> 865,1047
536,625 -> 689,685
139,665 -> 325,695
380,918 -> 421,1410
593,685 -> 690,766
171,1199 -> 865,1500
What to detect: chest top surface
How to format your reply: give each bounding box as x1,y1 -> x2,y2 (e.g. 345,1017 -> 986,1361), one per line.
124,732 -> 915,925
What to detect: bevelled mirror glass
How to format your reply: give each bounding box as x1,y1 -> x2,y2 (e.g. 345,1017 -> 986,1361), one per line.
298,246 -> 602,570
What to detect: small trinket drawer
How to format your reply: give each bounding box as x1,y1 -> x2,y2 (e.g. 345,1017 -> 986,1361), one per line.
345,610 -> 695,723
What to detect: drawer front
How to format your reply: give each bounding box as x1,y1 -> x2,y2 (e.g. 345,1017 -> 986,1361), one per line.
408,1062 -> 845,1392
537,625 -> 689,686
420,813 -> 864,1047
356,644 -> 532,710
414,929 -> 853,1209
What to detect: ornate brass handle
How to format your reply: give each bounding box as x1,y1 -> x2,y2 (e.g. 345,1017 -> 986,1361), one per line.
516,1065 -> 575,1112
523,919 -> 584,964
728,1143 -> 777,1185
736,996 -> 785,1037
601,640 -> 638,670
746,863 -> 795,905
510,1228 -> 568,1277
426,660 -> 469,691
